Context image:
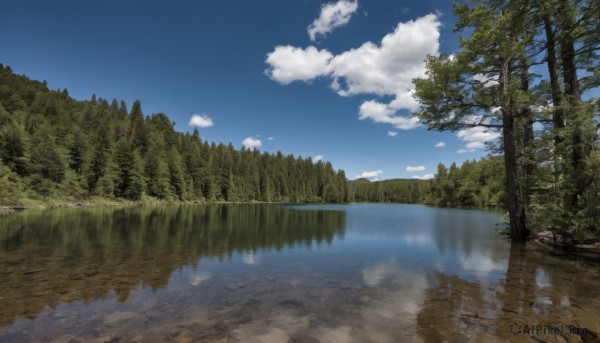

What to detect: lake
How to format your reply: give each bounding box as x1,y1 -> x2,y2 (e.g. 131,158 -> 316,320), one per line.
0,204 -> 599,342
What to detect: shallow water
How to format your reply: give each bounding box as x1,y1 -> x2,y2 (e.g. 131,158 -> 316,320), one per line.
0,203 -> 598,342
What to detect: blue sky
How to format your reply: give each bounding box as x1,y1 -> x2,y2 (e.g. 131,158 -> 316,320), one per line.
1,0 -> 495,180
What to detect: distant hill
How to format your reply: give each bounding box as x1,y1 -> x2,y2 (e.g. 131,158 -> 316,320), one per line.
349,178 -> 432,203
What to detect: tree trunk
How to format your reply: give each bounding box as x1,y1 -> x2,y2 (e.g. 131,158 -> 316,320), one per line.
519,53 -> 535,204
543,13 -> 566,205
558,1 -> 585,208
501,58 -> 530,242
543,14 -> 565,137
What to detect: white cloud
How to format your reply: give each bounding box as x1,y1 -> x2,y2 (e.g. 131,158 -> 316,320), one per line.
265,45 -> 333,85
328,14 -> 440,100
308,0 -> 358,41
434,141 -> 445,148
307,0 -> 358,42
472,73 -> 499,88
358,100 -> 420,130
412,173 -> 434,180
313,155 -> 324,162
267,136 -> 274,141
387,130 -> 398,137
189,114 -> 214,128
465,141 -> 484,150
456,123 -> 501,153
266,14 -> 441,129
405,165 -> 426,172
242,137 -> 262,150
355,170 -> 383,179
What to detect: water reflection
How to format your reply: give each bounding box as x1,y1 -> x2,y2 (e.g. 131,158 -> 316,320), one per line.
0,204 -> 599,342
417,244 -> 600,342
0,204 -> 345,328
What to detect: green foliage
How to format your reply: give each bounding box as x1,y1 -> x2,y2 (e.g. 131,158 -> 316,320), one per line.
349,178 -> 431,204
413,0 -> 599,241
348,157 -> 506,208
29,129 -> 65,183
0,64 -> 348,205
427,157 -> 506,207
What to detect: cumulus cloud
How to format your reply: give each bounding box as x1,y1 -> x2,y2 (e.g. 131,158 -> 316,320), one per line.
267,136 -> 274,141
456,125 -> 501,153
189,114 -> 214,128
412,173 -> 435,180
308,0 -> 359,41
265,14 -> 441,130
265,45 -> 333,85
356,170 -> 383,179
434,141 -> 445,148
405,165 -> 426,172
328,14 -> 440,101
358,100 -> 420,130
242,137 -> 262,150
387,130 -> 398,137
313,155 -> 324,162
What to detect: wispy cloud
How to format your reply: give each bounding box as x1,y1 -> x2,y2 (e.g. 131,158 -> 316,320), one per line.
434,141 -> 445,148
412,173 -> 434,180
356,170 -> 383,179
405,165 -> 425,172
242,137 -> 262,150
189,114 -> 214,128
267,136 -> 274,141
308,0 -> 358,41
387,130 -> 398,137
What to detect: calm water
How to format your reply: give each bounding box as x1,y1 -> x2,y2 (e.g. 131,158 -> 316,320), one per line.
0,204 -> 599,343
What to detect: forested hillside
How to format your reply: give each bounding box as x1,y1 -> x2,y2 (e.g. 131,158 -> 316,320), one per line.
348,156 -> 507,207
348,178 -> 431,203
0,64 -> 348,205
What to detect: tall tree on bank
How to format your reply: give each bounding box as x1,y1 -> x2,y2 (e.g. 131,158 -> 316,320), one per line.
413,0 -> 532,241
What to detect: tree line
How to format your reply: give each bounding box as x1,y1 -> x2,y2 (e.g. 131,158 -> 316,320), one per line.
347,156 -> 506,208
413,0 -> 599,241
0,64 -> 348,204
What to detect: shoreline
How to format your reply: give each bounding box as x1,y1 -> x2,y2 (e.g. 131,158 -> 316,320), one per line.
0,200 -> 145,214
0,199 -> 316,214
530,230 -> 600,262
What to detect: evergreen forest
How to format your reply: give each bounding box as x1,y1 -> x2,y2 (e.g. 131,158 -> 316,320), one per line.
0,64 -> 348,204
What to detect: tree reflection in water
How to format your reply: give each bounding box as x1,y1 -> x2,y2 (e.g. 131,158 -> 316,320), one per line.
1,204 -> 599,342
0,204 -> 345,327
416,243 -> 600,342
